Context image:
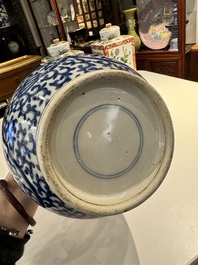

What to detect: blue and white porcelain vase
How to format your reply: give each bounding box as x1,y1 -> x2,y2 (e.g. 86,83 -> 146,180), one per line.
2,55 -> 174,218
0,0 -> 11,28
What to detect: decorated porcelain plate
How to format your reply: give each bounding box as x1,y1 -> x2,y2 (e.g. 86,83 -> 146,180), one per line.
47,11 -> 58,25
138,0 -> 174,50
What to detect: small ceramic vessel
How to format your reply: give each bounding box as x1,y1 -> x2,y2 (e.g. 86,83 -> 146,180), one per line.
47,41 -> 70,57
2,55 -> 174,218
99,23 -> 120,41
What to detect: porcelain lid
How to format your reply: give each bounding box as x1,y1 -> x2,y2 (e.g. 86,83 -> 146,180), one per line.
99,23 -> 120,40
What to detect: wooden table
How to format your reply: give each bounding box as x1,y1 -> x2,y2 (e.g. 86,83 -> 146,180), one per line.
0,55 -> 41,103
189,43 -> 198,82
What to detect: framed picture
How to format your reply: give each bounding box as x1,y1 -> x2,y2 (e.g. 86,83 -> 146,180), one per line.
91,12 -> 96,19
82,0 -> 89,13
77,15 -> 84,23
76,0 -> 105,32
85,13 -> 90,20
89,0 -> 95,11
96,0 -> 102,9
92,19 -> 98,27
98,10 -> 103,18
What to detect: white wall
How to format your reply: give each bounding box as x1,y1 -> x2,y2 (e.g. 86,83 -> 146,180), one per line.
186,0 -> 197,44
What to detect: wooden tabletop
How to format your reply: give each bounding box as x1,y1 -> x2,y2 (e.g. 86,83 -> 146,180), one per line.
191,43 -> 198,50
0,55 -> 41,74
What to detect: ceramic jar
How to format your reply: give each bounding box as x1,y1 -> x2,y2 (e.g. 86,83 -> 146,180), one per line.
91,35 -> 136,69
99,23 -> 120,41
2,55 -> 174,219
47,41 -> 70,57
123,7 -> 141,52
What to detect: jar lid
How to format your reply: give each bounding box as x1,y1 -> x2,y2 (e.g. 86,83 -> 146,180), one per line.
99,23 -> 120,41
99,23 -> 118,32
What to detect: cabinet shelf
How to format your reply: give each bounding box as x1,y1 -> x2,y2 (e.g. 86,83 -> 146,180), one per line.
137,48 -> 180,54
39,24 -> 59,30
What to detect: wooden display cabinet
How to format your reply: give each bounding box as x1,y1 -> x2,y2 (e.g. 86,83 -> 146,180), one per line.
26,0 -> 186,79
51,0 -> 108,38
135,0 -> 186,78
101,0 -> 186,78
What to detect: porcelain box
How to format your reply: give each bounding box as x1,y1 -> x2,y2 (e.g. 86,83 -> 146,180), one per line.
91,35 -> 136,69
99,23 -> 120,41
47,41 -> 70,57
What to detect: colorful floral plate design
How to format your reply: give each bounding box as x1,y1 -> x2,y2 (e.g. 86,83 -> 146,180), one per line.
138,0 -> 174,50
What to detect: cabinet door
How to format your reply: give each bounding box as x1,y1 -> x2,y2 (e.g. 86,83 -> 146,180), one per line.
136,53 -> 183,77
53,0 -> 78,34
147,57 -> 181,77
28,0 -> 61,51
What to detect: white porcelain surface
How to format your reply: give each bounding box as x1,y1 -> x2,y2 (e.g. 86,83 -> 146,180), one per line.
47,41 -> 70,57
169,37 -> 178,51
47,10 -> 58,25
91,35 -> 136,69
99,23 -> 120,40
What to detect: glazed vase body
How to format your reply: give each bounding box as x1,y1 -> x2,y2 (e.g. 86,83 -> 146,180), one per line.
2,55 -> 174,219
123,7 -> 141,52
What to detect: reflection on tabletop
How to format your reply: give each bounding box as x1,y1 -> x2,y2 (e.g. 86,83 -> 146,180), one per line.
19,213 -> 139,265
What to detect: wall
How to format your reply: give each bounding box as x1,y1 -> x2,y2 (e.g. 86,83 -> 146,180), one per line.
186,0 -> 197,44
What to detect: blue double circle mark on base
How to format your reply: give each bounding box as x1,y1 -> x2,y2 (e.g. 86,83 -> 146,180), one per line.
73,104 -> 143,179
